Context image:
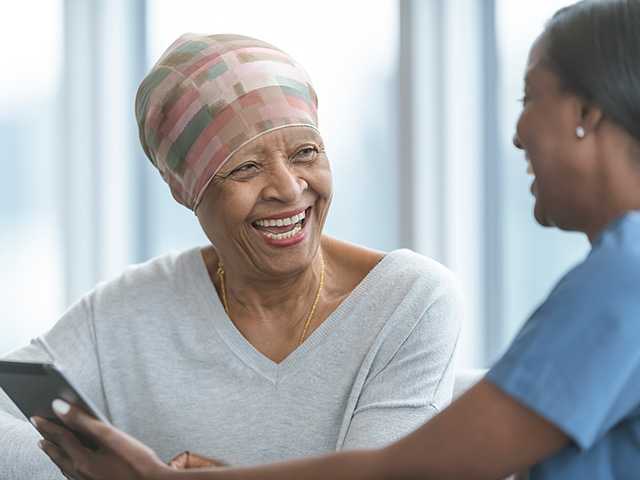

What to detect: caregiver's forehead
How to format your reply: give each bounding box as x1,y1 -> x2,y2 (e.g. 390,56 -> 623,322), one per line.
524,35 -> 547,79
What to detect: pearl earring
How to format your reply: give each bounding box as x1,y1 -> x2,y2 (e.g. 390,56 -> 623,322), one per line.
576,126 -> 585,139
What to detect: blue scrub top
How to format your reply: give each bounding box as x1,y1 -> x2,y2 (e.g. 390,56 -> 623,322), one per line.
487,211 -> 640,479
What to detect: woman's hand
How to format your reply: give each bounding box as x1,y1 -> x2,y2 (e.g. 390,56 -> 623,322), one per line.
31,399 -> 171,480
169,451 -> 226,469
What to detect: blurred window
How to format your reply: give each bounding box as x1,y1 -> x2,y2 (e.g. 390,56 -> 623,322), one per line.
0,1 -> 64,354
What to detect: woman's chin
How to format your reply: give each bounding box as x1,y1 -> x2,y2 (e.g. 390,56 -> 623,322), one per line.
533,201 -> 556,228
252,231 -> 321,273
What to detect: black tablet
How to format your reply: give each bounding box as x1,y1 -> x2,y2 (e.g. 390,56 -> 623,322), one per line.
0,360 -> 109,449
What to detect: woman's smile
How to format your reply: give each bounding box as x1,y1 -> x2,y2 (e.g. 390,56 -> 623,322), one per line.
251,206 -> 313,248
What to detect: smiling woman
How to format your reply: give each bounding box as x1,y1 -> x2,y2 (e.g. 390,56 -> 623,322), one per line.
0,33 -> 462,478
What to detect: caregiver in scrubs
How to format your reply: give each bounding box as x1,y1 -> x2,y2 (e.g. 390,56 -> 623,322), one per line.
34,0 -> 640,478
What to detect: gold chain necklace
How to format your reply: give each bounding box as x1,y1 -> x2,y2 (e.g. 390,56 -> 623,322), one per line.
216,255 -> 325,346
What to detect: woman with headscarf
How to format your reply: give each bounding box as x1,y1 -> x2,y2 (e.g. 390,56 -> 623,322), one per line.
0,34 -> 462,478
33,0 -> 640,479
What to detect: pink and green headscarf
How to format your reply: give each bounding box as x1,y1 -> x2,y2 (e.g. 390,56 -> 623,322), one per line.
135,33 -> 320,210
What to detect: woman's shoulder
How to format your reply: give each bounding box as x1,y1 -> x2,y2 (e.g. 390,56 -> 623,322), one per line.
323,237 -> 460,303
326,242 -> 462,379
385,249 -> 458,285
323,237 -> 385,279
376,250 -> 462,313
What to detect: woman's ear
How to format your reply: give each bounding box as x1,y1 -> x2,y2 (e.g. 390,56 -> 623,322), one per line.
580,100 -> 604,135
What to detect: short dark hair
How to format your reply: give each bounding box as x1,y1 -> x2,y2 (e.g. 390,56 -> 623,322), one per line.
542,0 -> 640,141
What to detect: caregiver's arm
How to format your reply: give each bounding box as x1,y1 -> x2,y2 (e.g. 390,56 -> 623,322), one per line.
380,380 -> 568,479
0,296 -> 108,480
39,378 -> 568,480
176,380 -> 568,480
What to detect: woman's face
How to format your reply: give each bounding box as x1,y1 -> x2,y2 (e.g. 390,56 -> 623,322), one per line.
196,126 -> 332,276
514,37 -> 599,231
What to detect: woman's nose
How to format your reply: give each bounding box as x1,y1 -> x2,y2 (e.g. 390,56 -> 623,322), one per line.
513,133 -> 524,150
262,161 -> 306,202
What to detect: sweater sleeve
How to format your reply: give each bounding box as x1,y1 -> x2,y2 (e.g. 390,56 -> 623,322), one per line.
0,294 -> 108,479
340,282 -> 462,450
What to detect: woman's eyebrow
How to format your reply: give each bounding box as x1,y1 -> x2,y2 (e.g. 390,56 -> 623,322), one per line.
288,135 -> 322,146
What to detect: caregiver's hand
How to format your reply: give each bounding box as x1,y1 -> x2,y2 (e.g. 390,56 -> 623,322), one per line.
32,399 -> 171,480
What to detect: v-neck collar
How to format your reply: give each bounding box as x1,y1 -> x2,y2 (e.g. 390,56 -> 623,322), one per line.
187,247 -> 400,384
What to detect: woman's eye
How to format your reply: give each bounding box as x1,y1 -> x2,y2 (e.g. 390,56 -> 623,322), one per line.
230,163 -> 259,177
293,146 -> 318,161
518,94 -> 530,106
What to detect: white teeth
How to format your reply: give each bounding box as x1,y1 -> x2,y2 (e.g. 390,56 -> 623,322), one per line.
262,224 -> 302,240
255,210 -> 307,228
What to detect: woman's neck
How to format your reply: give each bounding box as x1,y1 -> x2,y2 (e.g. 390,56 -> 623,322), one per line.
584,133 -> 640,243
203,246 -> 326,328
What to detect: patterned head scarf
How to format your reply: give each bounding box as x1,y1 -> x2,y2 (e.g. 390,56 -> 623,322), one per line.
135,33 -> 319,210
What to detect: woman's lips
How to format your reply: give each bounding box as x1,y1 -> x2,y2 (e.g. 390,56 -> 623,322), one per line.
252,207 -> 312,247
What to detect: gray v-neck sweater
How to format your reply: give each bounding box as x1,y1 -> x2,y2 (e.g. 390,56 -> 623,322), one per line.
1,248 -> 462,479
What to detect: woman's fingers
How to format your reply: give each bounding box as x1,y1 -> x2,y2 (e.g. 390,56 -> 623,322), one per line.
43,399 -> 168,480
31,416 -> 93,465
38,438 -> 73,470
51,400 -> 111,447
38,439 -> 85,480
